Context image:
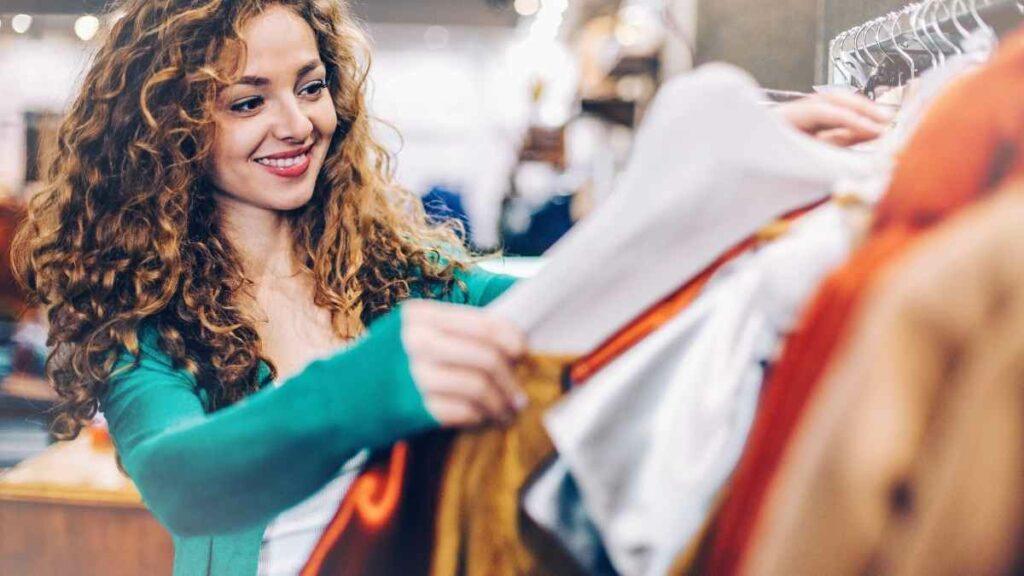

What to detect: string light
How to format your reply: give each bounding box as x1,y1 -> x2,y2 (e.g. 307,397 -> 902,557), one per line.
74,15 -> 100,41
11,14 -> 32,34
424,25 -> 449,50
514,0 -> 540,17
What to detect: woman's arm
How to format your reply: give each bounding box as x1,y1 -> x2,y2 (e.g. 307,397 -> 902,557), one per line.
104,266 -> 520,537
104,311 -> 432,536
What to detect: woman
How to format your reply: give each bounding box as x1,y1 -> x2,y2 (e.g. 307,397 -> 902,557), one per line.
12,0 -> 889,574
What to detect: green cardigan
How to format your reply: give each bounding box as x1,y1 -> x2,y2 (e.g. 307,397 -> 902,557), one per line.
101,267 -> 516,576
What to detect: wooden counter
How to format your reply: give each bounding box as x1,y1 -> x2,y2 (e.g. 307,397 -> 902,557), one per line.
0,433 -> 173,575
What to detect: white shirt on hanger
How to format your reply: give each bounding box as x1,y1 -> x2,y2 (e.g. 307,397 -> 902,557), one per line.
488,63 -> 881,355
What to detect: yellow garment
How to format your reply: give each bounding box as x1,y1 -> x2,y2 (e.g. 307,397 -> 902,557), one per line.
431,355 -> 577,576
747,185 -> 1024,576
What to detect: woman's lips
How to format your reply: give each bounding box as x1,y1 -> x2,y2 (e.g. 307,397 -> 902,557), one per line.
254,151 -> 312,178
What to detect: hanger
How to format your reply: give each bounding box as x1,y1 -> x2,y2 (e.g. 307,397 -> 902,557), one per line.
918,1 -> 948,66
945,0 -> 973,42
830,32 -> 853,85
889,10 -> 917,80
842,26 -> 870,89
910,1 -> 941,69
930,0 -> 964,55
963,0 -> 999,50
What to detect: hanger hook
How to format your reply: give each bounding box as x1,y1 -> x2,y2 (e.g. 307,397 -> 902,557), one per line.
890,10 -> 917,79
843,26 -> 870,88
910,1 -> 940,68
852,22 -> 871,68
932,0 -> 964,55
863,18 -> 884,67
946,0 -> 973,40
831,31 -> 852,84
922,0 -> 949,64
966,0 -> 998,45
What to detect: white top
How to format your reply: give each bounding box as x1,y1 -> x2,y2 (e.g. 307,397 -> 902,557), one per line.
542,202 -> 861,576
257,449 -> 368,576
488,63 -> 881,356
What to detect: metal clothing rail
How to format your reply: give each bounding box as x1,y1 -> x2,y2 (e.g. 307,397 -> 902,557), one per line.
827,0 -> 1024,90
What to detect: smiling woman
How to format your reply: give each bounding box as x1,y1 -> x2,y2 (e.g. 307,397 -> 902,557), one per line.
211,9 -> 337,212
10,1 -> 529,575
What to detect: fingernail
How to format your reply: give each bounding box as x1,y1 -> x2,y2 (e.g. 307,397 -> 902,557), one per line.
514,392 -> 529,411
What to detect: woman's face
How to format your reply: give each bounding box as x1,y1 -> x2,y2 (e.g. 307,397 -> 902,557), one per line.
210,5 -> 338,213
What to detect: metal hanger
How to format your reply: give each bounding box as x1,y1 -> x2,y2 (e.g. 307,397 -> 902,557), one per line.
930,0 -> 964,55
860,17 -> 884,68
889,10 -> 917,80
945,0 -> 973,42
918,1 -> 948,65
830,32 -> 852,84
910,1 -> 940,69
842,26 -> 870,88
964,0 -> 996,35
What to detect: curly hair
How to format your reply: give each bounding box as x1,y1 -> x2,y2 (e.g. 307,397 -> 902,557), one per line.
12,0 -> 468,439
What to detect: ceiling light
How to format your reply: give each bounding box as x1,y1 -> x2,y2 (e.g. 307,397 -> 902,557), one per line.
74,15 -> 100,41
11,14 -> 32,34
424,25 -> 449,50
514,0 -> 540,17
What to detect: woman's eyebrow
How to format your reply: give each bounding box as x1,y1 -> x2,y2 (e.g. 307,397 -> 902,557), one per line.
233,60 -> 324,87
296,59 -> 325,78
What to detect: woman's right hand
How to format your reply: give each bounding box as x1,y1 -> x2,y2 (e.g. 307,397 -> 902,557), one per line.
401,300 -> 529,428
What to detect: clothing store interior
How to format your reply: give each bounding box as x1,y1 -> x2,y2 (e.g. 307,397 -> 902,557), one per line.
1,0 -> 1023,574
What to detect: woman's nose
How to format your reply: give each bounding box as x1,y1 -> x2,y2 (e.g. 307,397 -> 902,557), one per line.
272,97 -> 314,143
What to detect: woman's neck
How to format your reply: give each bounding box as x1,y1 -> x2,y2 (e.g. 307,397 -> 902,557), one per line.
217,197 -> 300,283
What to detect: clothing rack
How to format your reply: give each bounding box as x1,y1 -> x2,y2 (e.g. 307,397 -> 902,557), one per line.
827,0 -> 1024,92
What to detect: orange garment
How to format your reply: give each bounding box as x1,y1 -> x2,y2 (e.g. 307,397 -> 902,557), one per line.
700,26 -> 1024,576
746,186 -> 1024,576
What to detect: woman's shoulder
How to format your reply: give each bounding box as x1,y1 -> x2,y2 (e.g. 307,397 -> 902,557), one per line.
112,323 -> 198,389
445,265 -> 517,308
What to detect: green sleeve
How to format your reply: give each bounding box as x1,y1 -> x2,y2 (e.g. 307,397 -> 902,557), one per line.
450,264 -> 518,307
103,310 -> 433,537
102,266 -> 515,538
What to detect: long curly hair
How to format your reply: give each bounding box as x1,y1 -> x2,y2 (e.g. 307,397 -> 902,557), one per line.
12,0 -> 468,439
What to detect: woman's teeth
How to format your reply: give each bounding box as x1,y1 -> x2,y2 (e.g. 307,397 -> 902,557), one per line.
256,153 -> 308,168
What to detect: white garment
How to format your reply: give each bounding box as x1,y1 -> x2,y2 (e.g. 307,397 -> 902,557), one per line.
489,63 -> 880,355
542,203 -> 858,576
257,450 -> 367,576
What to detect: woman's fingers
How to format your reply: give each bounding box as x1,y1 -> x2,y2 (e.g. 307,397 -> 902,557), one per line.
816,127 -> 862,147
412,362 -> 515,425
819,91 -> 895,125
777,92 -> 893,146
406,300 -> 527,360
404,318 -> 525,409
423,396 -> 488,428
402,300 -> 529,429
803,100 -> 887,138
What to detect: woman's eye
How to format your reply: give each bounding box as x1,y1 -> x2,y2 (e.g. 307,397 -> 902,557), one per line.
230,96 -> 264,114
300,79 -> 327,97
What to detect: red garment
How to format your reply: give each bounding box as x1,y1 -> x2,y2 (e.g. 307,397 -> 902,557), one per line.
700,27 -> 1024,576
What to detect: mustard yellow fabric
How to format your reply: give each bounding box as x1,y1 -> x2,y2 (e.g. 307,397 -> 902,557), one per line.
431,355 -> 577,576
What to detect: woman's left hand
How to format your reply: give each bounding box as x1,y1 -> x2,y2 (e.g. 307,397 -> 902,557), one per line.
777,91 -> 894,147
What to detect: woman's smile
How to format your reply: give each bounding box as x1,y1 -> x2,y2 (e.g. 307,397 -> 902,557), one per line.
253,143 -> 315,178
